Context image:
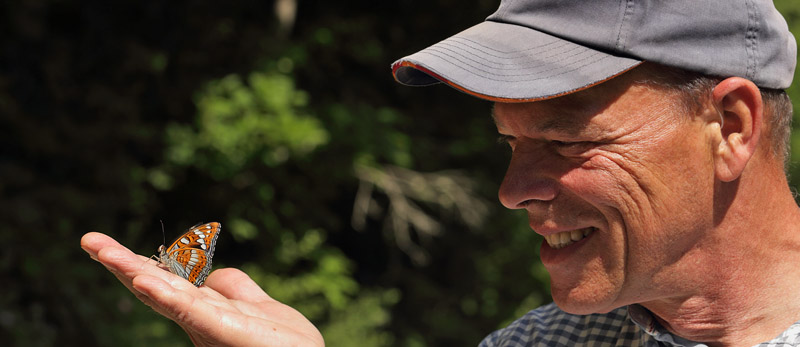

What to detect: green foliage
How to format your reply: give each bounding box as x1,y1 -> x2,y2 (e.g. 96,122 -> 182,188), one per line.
166,71 -> 328,172
243,231 -> 400,347
321,289 -> 401,347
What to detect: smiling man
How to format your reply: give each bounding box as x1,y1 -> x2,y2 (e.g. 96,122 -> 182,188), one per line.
393,0 -> 800,346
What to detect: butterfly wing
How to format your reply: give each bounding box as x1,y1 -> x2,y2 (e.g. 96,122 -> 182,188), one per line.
159,222 -> 222,286
166,247 -> 211,286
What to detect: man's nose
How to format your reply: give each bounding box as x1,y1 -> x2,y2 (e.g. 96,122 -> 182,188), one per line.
498,150 -> 558,209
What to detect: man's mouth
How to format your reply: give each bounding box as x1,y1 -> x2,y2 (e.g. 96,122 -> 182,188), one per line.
543,227 -> 595,249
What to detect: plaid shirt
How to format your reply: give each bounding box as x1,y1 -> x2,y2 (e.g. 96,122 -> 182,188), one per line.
479,303 -> 800,347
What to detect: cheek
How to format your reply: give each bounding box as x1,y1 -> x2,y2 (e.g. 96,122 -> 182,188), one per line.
558,152 -> 642,215
558,151 -> 675,247
562,149 -> 715,260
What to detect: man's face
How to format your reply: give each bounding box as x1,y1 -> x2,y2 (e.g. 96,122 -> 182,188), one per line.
494,68 -> 718,314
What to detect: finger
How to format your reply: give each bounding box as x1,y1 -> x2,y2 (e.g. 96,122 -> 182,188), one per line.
98,247 -> 210,316
138,272 -> 322,347
131,274 -> 204,321
93,246 -> 158,304
97,246 -> 198,293
90,240 -> 197,308
204,268 -> 273,303
82,243 -> 161,310
133,275 -> 240,342
81,232 -> 127,260
82,232 -> 161,270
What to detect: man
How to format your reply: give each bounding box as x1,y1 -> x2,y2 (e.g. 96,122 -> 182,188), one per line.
81,0 -> 800,346
393,1 -> 800,345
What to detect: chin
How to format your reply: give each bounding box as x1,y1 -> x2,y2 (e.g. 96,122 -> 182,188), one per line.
549,281 -> 622,315
553,298 -> 622,315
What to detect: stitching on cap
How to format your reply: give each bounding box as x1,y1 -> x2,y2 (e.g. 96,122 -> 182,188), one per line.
422,49 -> 605,81
446,36 -> 567,56
422,49 -> 604,79
744,0 -> 759,80
420,48 -> 610,82
424,40 -> 601,76
433,41 -> 586,67
426,44 -> 594,72
615,0 -> 635,51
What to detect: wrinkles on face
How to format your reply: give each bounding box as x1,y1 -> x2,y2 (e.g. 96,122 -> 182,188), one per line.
584,90 -> 694,222
493,67 -> 719,313
577,91 -> 712,293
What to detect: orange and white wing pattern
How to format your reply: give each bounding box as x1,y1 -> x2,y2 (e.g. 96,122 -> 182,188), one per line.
157,222 -> 221,286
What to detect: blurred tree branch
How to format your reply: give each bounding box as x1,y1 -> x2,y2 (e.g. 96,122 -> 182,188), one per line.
353,164 -> 489,265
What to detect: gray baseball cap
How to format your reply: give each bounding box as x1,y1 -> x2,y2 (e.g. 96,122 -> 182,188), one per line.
392,0 -> 797,102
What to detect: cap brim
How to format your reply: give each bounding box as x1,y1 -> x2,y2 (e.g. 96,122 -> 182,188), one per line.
392,21 -> 643,102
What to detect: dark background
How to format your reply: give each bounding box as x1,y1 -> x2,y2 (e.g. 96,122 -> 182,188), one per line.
2,1 -> 799,346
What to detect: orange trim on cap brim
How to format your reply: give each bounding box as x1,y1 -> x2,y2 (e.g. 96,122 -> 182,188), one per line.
392,60 -> 645,103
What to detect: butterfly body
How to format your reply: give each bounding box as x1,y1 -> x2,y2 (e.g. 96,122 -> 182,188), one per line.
157,222 -> 221,286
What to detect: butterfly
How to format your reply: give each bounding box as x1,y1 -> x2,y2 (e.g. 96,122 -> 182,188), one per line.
155,222 -> 221,287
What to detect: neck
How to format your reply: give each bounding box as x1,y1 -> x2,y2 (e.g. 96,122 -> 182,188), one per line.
642,166 -> 800,346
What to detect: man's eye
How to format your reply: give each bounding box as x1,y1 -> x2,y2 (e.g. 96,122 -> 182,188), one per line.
552,140 -> 593,153
497,135 -> 515,145
552,140 -> 576,147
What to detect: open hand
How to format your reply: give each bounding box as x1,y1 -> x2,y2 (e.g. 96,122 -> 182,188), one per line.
81,232 -> 324,347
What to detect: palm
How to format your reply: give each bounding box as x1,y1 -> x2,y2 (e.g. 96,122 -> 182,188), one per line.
81,232 -> 324,347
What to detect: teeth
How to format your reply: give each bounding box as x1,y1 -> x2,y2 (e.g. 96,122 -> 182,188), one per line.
560,232 -> 570,244
544,227 -> 594,249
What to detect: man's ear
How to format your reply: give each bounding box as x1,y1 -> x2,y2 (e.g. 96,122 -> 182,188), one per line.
711,77 -> 763,182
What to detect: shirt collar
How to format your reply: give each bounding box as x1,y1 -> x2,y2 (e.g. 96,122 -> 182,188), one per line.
627,304 -> 708,347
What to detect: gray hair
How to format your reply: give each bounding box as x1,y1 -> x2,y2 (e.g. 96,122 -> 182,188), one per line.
637,63 -> 793,169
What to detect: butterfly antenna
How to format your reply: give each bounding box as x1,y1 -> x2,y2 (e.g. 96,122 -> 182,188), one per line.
159,219 -> 166,247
